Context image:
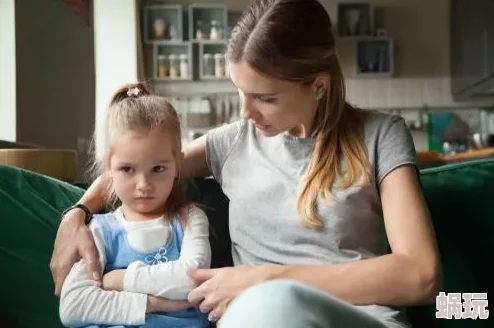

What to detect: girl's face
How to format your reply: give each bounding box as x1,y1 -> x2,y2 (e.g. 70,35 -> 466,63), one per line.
108,128 -> 180,220
229,60 -> 322,138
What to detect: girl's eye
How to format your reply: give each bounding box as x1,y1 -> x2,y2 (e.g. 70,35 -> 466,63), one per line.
153,165 -> 166,173
119,166 -> 134,173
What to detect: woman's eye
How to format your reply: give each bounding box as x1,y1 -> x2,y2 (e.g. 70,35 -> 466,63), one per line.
258,97 -> 277,104
153,165 -> 166,173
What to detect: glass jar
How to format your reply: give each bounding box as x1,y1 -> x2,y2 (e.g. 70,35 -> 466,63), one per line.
168,54 -> 179,78
224,54 -> 230,77
210,20 -> 223,40
196,20 -> 209,40
179,54 -> 188,78
214,53 -> 225,78
168,24 -> 178,40
203,53 -> 214,77
157,55 -> 168,78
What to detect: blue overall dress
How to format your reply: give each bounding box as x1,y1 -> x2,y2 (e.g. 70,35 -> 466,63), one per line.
78,213 -> 209,328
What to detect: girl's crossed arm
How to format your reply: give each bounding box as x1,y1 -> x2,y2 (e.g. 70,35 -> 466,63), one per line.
59,220 -> 190,327
59,220 -> 148,327
111,205 -> 211,300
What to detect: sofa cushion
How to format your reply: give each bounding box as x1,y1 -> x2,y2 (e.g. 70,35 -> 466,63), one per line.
1,158 -> 493,328
186,178 -> 233,269
0,164 -> 84,327
406,159 -> 494,328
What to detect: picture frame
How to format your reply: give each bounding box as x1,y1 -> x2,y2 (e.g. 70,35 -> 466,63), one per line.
337,2 -> 374,38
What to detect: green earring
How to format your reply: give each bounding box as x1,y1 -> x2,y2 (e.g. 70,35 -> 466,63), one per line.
316,91 -> 324,100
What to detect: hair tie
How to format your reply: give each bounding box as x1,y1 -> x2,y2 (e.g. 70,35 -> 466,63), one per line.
127,87 -> 140,97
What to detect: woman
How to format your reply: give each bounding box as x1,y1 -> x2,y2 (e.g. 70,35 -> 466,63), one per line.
50,0 -> 441,327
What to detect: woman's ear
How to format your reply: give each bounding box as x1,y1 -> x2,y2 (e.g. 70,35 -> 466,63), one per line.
312,74 -> 330,97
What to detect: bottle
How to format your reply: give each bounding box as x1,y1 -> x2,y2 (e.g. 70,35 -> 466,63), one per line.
157,55 -> 168,78
196,20 -> 208,40
224,53 -> 230,77
168,24 -> 178,40
168,54 -> 179,78
210,20 -> 223,40
203,53 -> 214,77
214,53 -> 225,77
179,54 -> 188,78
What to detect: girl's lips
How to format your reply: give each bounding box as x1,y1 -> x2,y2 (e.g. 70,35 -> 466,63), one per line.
135,196 -> 154,201
255,123 -> 270,131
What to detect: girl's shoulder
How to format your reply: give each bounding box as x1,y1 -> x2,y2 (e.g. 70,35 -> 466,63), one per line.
176,204 -> 208,230
89,212 -> 118,227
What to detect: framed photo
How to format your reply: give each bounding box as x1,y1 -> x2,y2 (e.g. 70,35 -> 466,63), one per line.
337,3 -> 374,38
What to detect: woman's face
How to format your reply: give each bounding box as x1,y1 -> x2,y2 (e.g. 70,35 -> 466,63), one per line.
229,60 -> 323,138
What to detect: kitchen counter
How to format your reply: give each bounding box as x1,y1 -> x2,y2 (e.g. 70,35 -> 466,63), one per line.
417,147 -> 494,169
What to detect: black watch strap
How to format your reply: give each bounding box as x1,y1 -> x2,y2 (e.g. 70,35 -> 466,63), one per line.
61,204 -> 92,225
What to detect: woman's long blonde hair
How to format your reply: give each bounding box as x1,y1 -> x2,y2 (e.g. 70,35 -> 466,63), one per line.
90,82 -> 187,218
228,0 -> 370,229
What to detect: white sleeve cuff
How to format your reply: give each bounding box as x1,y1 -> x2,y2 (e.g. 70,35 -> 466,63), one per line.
124,260 -> 147,293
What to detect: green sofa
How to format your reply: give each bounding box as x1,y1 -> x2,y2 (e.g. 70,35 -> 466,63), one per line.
1,159 -> 493,328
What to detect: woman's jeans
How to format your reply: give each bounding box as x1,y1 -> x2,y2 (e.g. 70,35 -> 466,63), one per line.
218,279 -> 389,328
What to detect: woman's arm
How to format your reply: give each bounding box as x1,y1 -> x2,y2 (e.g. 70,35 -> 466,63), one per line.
182,135 -> 211,178
50,175 -> 108,295
106,206 -> 211,300
51,137 -> 210,295
188,166 -> 442,316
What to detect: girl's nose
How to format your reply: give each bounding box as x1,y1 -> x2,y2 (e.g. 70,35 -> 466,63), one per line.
136,174 -> 151,191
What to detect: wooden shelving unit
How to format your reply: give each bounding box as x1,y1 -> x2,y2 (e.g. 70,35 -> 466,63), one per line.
336,2 -> 396,78
355,37 -> 394,77
143,3 -> 229,82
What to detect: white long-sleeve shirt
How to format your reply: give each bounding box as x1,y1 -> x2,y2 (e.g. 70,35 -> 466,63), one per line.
59,205 -> 211,327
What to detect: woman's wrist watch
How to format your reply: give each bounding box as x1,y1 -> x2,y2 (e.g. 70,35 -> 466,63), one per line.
61,204 -> 92,225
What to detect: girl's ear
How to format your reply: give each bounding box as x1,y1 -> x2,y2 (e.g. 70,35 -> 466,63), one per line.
103,154 -> 112,177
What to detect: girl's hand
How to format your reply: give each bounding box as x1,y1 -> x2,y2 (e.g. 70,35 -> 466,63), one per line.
187,266 -> 270,321
146,295 -> 191,313
102,269 -> 126,291
50,208 -> 101,296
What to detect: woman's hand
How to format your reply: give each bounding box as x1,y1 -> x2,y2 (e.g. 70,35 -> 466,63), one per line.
102,269 -> 126,291
146,295 -> 191,313
50,208 -> 101,296
187,266 -> 271,321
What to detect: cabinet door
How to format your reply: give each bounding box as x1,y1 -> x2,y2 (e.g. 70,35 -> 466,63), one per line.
451,0 -> 492,94
486,0 -> 494,78
451,0 -> 467,94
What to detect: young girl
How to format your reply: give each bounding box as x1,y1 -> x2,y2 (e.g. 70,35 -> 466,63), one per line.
59,83 -> 211,328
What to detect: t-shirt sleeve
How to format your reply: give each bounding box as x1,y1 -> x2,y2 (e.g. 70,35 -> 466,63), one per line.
376,115 -> 418,185
206,119 -> 245,184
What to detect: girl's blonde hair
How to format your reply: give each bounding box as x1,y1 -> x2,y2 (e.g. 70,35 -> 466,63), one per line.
90,82 -> 187,218
228,0 -> 371,229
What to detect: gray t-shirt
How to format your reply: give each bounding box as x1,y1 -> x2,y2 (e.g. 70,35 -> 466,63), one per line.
206,110 -> 416,327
